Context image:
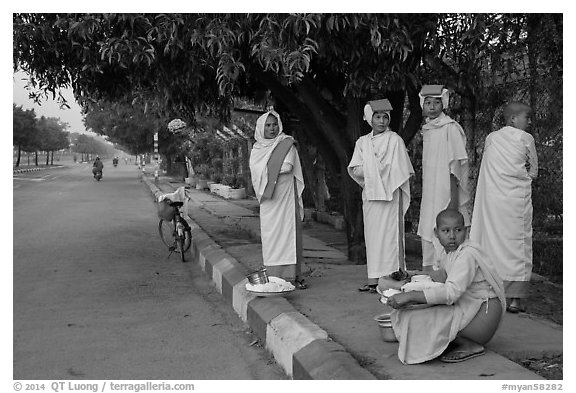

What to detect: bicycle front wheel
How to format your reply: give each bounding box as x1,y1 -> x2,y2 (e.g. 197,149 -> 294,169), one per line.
182,224 -> 192,252
176,235 -> 186,262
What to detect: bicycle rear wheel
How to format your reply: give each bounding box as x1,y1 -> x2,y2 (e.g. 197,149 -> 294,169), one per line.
158,219 -> 177,250
159,219 -> 192,260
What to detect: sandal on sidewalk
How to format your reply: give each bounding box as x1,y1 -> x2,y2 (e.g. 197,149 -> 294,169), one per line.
358,284 -> 377,293
506,299 -> 525,313
506,305 -> 525,313
294,278 -> 308,290
439,349 -> 486,363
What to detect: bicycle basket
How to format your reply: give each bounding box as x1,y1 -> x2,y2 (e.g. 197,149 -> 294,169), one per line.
157,200 -> 176,221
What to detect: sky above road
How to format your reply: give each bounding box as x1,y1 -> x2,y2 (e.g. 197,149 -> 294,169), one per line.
13,70 -> 89,135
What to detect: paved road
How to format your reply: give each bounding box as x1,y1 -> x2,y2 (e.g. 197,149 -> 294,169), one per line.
13,162 -> 286,380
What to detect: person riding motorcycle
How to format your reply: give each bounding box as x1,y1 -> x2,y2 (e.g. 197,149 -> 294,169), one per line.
113,157 -> 119,167
92,156 -> 104,180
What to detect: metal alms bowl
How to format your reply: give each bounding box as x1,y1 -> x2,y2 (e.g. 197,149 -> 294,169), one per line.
374,313 -> 397,342
247,268 -> 269,285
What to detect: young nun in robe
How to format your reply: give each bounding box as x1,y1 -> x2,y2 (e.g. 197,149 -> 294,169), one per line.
470,102 -> 538,313
348,99 -> 414,293
418,85 -> 471,272
386,209 -> 506,364
249,110 -> 307,289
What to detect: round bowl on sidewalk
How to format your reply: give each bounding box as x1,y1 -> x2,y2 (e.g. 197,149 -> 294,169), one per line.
247,268 -> 269,285
374,313 -> 397,342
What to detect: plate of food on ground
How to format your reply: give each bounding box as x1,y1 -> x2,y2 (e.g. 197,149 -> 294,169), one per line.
245,276 -> 295,297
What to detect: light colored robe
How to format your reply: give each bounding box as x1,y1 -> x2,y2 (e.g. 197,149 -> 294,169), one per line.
249,111 -> 305,268
391,241 -> 506,365
470,126 -> 538,297
418,113 -> 471,265
348,130 -> 414,278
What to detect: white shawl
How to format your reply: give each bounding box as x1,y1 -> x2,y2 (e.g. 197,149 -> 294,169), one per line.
249,111 -> 305,213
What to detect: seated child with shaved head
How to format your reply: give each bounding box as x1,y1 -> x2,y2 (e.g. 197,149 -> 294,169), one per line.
385,209 -> 506,364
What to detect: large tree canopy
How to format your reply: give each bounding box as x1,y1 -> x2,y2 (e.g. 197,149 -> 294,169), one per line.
13,104 -> 37,150
13,14 -> 435,156
36,116 -> 70,165
13,105 -> 70,166
83,99 -> 164,155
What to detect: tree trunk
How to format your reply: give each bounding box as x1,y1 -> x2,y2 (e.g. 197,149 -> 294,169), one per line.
51,151 -> 54,165
314,156 -> 328,212
388,90 -> 407,133
526,14 -> 541,143
292,130 -> 318,209
35,152 -> 38,166
343,97 -> 367,264
165,153 -> 174,175
16,146 -> 21,167
399,81 -> 424,146
243,140 -> 254,196
45,151 -> 50,166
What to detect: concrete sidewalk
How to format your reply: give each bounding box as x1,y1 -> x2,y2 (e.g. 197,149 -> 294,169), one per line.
142,174 -> 562,380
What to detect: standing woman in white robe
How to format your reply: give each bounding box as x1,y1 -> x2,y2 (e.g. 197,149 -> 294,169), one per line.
417,85 -> 471,271
470,102 -> 538,313
348,99 -> 414,293
249,110 -> 307,288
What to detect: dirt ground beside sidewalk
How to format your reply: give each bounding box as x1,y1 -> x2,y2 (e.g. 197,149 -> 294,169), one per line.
518,281 -> 563,379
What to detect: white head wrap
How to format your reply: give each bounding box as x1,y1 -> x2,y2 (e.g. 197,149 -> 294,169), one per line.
253,110 -> 284,148
363,99 -> 392,126
249,110 -> 305,211
419,85 -> 449,109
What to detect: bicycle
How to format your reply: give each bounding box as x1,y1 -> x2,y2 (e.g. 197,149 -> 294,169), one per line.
157,193 -> 192,262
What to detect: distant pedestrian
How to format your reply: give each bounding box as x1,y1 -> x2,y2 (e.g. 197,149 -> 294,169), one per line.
249,110 -> 307,289
418,85 -> 471,272
386,209 -> 506,364
348,99 -> 414,293
470,102 -> 538,313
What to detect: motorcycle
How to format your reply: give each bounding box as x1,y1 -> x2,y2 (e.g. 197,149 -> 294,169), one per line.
92,167 -> 103,181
